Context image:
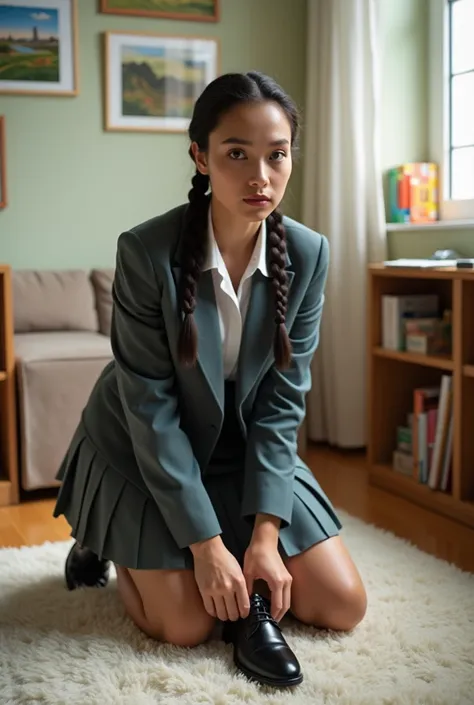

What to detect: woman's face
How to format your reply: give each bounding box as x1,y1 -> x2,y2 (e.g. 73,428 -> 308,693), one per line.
192,101 -> 293,221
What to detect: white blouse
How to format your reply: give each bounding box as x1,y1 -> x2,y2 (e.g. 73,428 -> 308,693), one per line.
202,208 -> 269,380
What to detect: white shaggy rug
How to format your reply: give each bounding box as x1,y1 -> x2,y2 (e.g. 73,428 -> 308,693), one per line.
0,510 -> 473,705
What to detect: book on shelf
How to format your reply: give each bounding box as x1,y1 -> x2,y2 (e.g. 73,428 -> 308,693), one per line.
393,449 -> 413,476
412,386 -> 440,483
428,375 -> 453,491
405,310 -> 452,356
381,294 -> 439,350
392,374 -> 453,492
387,163 -> 438,224
393,420 -> 413,477
439,412 -> 454,492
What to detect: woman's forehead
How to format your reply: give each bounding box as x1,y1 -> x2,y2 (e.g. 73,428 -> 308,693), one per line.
211,102 -> 292,143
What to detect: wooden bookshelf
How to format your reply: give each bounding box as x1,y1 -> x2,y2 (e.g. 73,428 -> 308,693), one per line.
373,347 -> 454,371
367,264 -> 474,529
0,264 -> 19,506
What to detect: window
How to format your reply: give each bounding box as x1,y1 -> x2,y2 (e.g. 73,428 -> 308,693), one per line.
429,0 -> 474,220
448,0 -> 474,201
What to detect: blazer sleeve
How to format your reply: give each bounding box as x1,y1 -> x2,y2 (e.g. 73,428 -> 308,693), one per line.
111,229 -> 222,550
240,234 -> 330,529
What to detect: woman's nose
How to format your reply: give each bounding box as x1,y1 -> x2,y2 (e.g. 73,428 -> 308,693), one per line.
249,162 -> 269,188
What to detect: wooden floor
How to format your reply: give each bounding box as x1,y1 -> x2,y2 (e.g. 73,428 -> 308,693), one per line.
1,444 -> 473,574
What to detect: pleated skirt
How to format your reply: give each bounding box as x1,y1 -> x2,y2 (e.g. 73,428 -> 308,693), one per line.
53,383 -> 342,570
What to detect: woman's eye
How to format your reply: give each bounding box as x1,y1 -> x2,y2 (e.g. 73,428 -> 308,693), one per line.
270,150 -> 287,162
229,149 -> 246,160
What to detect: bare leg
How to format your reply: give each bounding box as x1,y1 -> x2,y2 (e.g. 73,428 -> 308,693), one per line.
285,536 -> 367,632
114,563 -> 216,648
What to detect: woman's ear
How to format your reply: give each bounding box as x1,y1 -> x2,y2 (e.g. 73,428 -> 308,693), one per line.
191,141 -> 209,175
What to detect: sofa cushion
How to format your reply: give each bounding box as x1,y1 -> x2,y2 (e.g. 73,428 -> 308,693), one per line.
16,354 -> 112,490
13,270 -> 99,333
15,331 -> 112,363
90,268 -> 114,337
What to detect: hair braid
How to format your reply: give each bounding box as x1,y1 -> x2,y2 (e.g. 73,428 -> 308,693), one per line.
177,170 -> 209,367
267,209 -> 292,369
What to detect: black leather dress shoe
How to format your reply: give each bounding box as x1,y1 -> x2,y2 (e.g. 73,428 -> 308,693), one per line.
223,593 -> 303,688
65,541 -> 110,591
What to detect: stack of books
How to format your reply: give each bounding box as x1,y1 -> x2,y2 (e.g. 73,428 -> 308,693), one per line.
388,162 -> 438,223
404,309 -> 452,355
393,374 -> 453,491
393,420 -> 414,477
382,294 -> 452,355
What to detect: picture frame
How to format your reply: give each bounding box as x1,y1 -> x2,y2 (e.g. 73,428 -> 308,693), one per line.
104,31 -> 219,133
0,0 -> 79,97
100,0 -> 220,23
0,117 -> 7,209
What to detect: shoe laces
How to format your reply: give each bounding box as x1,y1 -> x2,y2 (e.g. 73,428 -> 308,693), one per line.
248,594 -> 279,633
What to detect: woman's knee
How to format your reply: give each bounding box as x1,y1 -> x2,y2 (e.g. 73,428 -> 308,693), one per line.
159,611 -> 216,647
133,611 -> 214,647
326,580 -> 367,631
293,578 -> 368,632
115,564 -> 215,647
287,536 -> 367,632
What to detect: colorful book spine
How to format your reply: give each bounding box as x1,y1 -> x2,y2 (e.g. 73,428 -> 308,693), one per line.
388,163 -> 438,223
412,386 -> 441,482
428,375 -> 453,490
427,408 -> 438,483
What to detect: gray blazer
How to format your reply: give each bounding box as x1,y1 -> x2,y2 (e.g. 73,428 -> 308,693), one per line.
82,203 -> 329,552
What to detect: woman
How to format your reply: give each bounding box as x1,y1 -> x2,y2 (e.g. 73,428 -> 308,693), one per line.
53,71 -> 367,689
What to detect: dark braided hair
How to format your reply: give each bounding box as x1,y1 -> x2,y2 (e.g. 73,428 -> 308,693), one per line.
177,170 -> 210,367
178,71 -> 300,370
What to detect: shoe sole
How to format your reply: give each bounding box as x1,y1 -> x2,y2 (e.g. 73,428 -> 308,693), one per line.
234,655 -> 303,688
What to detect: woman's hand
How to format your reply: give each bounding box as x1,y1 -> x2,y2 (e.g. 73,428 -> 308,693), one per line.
191,536 -> 250,622
243,540 -> 293,622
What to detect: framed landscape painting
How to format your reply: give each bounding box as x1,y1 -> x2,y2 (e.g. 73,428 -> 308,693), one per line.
104,31 -> 219,133
100,0 -> 220,23
0,117 -> 6,209
0,0 -> 79,96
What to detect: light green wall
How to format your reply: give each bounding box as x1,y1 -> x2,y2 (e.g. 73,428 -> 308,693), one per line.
379,0 -> 429,178
387,226 -> 474,258
0,0 -> 307,269
5,0 -> 468,268
379,0 -> 474,258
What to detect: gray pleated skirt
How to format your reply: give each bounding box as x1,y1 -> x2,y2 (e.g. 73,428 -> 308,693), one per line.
53,383 -> 342,570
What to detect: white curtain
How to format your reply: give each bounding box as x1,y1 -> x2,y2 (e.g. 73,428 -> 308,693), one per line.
303,0 -> 387,448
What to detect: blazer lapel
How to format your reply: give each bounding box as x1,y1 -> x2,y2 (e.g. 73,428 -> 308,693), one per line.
172,204 -> 295,416
193,270 -> 224,412
172,206 -> 224,416
236,259 -> 295,409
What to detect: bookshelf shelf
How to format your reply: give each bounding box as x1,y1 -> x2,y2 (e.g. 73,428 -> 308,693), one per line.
367,265 -> 474,530
385,219 -> 474,232
373,347 -> 454,371
370,464 -> 474,528
0,479 -> 13,506
0,265 -> 19,506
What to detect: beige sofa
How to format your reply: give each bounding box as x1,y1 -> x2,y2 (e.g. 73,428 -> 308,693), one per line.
13,269 -> 114,491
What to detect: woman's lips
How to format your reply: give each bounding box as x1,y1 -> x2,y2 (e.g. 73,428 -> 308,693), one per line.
243,196 -> 271,206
